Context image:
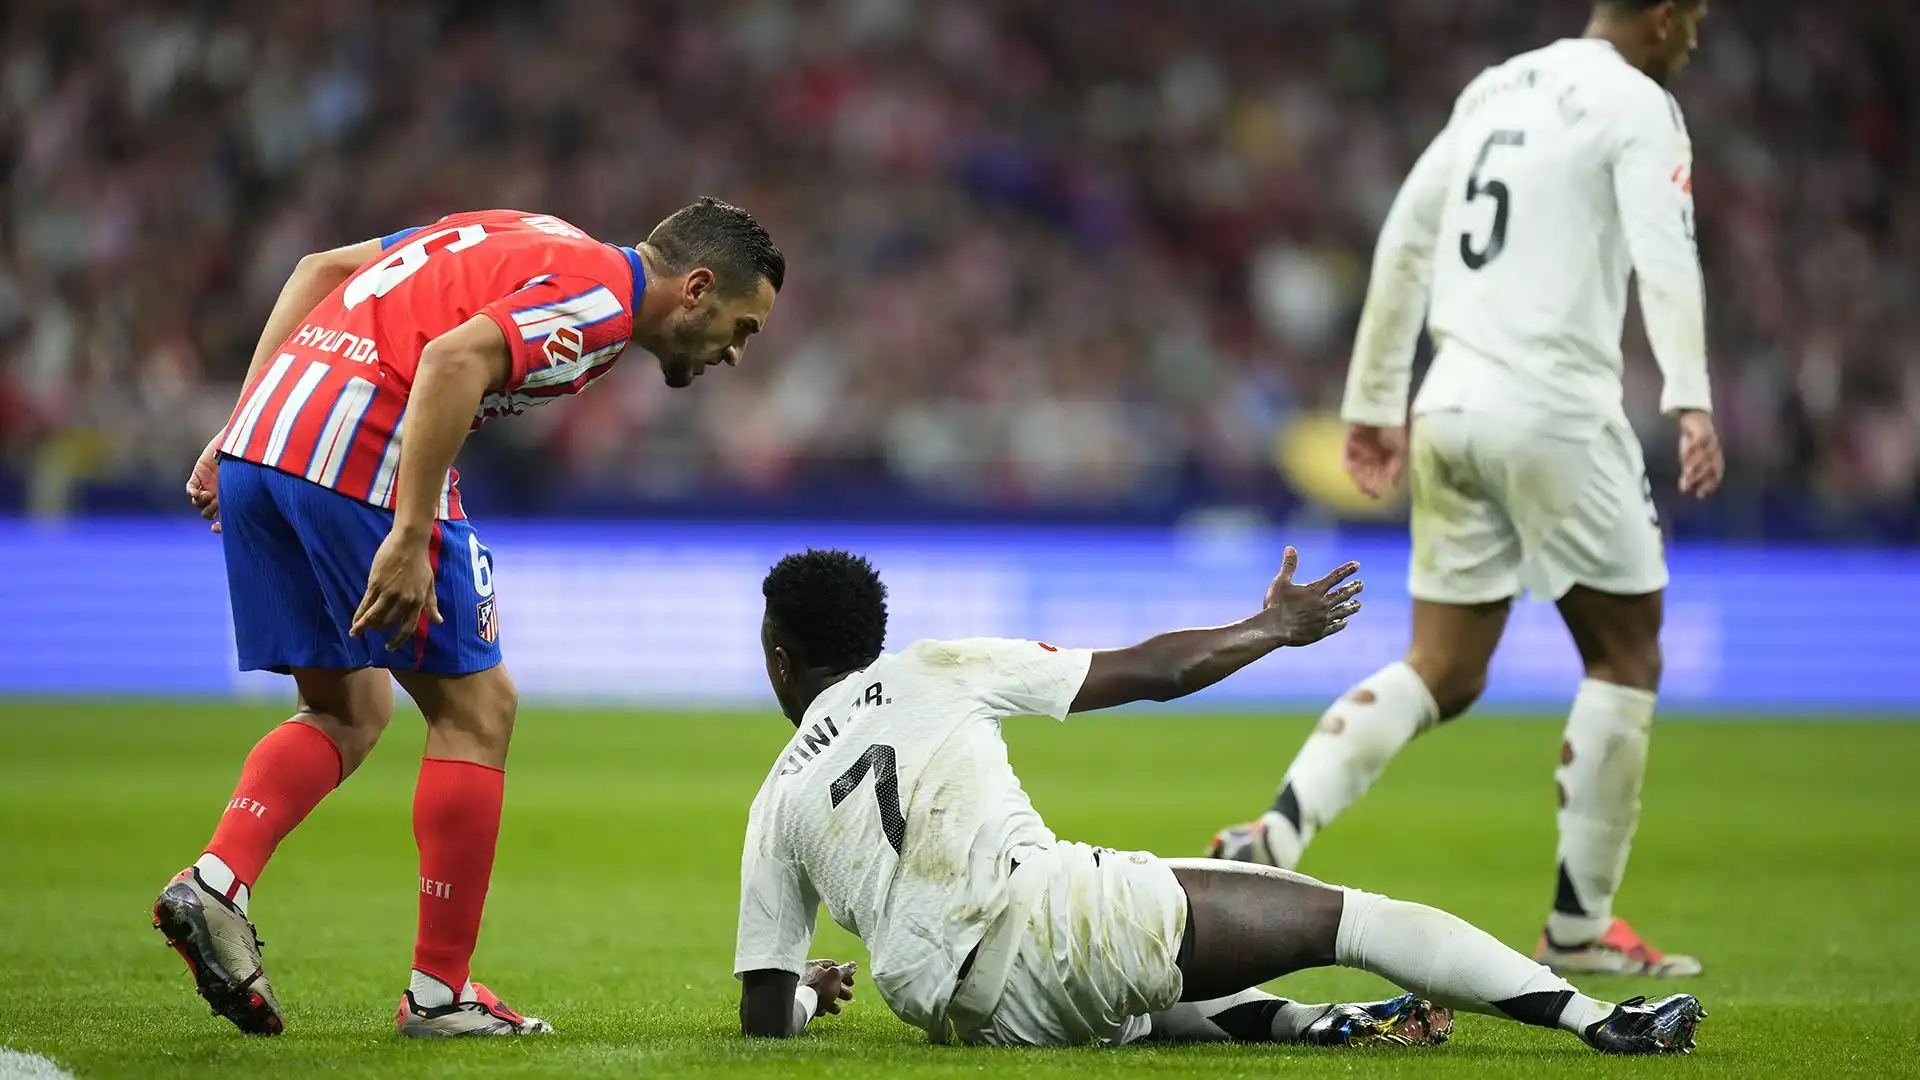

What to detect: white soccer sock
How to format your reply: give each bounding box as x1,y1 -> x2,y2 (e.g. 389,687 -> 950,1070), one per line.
1546,679 -> 1655,945
193,853 -> 250,917
1259,662 -> 1439,868
1336,888 -> 1613,1036
408,970 -> 477,1009
1147,989 -> 1329,1043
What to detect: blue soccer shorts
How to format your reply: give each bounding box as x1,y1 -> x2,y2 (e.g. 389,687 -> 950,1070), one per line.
218,456 -> 503,675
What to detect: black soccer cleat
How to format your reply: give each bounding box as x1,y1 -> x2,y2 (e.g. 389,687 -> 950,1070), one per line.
1583,994 -> 1706,1054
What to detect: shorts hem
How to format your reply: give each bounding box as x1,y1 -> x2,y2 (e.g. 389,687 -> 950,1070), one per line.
1407,580 -> 1522,606
236,654 -> 502,677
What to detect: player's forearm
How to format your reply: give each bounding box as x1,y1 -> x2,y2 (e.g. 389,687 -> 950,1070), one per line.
1638,272 -> 1712,415
1072,612 -> 1289,712
1340,257 -> 1430,427
387,343 -> 494,538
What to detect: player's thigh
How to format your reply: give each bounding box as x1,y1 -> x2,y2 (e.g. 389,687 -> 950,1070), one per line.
217,457 -> 355,672
1406,412 -> 1524,608
1518,420 -> 1669,604
1556,585 -> 1664,691
282,488 -> 506,677
972,844 -> 1185,1046
1165,858 -> 1345,1002
394,663 -> 518,766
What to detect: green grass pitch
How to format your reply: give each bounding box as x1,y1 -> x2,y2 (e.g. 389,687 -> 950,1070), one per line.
2,702 -> 1917,1078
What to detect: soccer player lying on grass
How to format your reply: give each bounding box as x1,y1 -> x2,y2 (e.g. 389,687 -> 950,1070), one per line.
733,549 -> 1705,1054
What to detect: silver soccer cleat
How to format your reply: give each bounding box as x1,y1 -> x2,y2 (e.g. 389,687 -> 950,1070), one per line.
152,867 -> 284,1035
396,983 -> 554,1036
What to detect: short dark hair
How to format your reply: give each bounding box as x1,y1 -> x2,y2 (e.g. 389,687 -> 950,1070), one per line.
762,550 -> 888,673
646,196 -> 785,294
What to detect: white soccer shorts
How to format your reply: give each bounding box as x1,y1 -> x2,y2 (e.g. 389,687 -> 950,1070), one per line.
947,841 -> 1187,1047
1406,408 -> 1669,604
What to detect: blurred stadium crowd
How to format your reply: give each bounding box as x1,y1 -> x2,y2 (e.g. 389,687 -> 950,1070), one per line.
0,0 -> 1913,537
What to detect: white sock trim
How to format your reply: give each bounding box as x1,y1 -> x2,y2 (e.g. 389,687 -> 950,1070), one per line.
1382,661 -> 1443,723
1572,678 -> 1657,727
408,970 -> 474,1009
193,853 -> 250,916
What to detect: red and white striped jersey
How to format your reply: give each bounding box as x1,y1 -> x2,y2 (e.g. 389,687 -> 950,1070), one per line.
218,209 -> 644,520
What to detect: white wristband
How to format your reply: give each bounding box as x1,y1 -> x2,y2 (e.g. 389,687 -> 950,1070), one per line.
791,984 -> 819,1033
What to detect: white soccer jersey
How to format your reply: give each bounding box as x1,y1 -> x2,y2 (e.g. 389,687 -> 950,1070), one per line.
733,637 -> 1093,1034
1341,38 -> 1710,429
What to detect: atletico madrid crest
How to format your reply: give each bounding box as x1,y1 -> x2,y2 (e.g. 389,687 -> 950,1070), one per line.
477,596 -> 499,644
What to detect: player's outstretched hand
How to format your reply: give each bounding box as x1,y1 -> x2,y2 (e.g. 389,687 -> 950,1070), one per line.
803,959 -> 857,1017
1677,410 -> 1723,498
349,529 -> 443,647
1344,423 -> 1407,499
1262,546 -> 1363,646
186,435 -> 223,534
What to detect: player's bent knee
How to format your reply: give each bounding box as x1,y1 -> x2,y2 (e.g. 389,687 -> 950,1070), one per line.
1404,657 -> 1487,720
291,668 -> 395,774
438,670 -> 518,743
1588,640 -> 1663,693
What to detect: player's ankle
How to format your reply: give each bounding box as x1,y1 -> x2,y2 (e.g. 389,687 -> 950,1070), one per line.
408,969 -> 474,1009
1545,911 -> 1612,947
193,852 -> 253,916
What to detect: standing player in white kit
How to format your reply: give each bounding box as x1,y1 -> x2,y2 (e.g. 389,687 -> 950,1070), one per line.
1210,0 -> 1721,979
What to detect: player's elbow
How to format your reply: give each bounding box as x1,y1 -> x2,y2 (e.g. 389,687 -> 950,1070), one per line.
419,318 -> 513,393
293,243 -> 372,284
418,335 -> 505,395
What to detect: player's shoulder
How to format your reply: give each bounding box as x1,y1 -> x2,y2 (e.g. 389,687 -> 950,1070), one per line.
1544,41 -> 1681,126
896,638 -> 1071,685
434,208 -> 596,238
900,637 -> 1044,666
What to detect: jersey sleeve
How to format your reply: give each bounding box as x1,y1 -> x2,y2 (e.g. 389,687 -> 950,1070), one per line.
475,273 -> 633,394
940,638 -> 1095,721
733,795 -> 820,978
379,226 -> 422,250
1611,90 -> 1711,415
1340,120 -> 1460,427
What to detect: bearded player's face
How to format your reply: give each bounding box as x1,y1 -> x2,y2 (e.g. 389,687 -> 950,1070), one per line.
1652,0 -> 1707,86
657,274 -> 777,388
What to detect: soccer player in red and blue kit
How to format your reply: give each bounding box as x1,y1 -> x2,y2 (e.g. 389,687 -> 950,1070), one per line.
152,199 -> 784,1037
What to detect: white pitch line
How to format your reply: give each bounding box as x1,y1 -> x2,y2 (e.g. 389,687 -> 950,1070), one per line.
0,1048 -> 76,1080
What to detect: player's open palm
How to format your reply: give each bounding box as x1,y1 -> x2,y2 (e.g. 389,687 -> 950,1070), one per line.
350,530 -> 442,647
803,959 -> 857,1016
1262,547 -> 1363,646
186,435 -> 224,533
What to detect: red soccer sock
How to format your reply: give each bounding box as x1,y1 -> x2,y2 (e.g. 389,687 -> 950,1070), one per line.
203,720 -> 345,892
412,757 -> 505,991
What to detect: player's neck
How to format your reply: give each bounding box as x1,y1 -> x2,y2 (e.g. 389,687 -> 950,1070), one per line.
629,244 -> 676,351
1583,18 -> 1656,78
788,669 -> 857,724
